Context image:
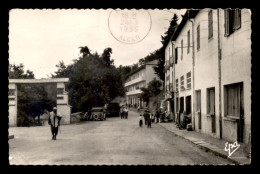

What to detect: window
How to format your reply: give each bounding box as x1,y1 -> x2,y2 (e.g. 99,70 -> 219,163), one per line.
186,95 -> 191,115
176,79 -> 179,92
8,89 -> 15,96
207,88 -> 216,133
207,88 -> 215,115
181,39 -> 183,60
196,90 -> 201,112
225,9 -> 241,37
175,47 -> 178,64
208,10 -> 213,39
9,98 -> 15,101
225,84 -> 243,117
186,72 -> 191,89
196,90 -> 202,129
180,97 -> 184,113
166,75 -> 170,82
180,75 -> 184,91
57,88 -> 64,95
187,30 -> 190,54
197,25 -> 200,51
176,97 -> 179,112
57,97 -> 64,100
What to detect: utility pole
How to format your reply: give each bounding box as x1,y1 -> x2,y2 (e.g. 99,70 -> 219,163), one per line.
217,9 -> 223,139
188,15 -> 195,131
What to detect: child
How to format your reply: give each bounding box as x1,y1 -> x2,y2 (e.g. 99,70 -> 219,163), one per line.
139,114 -> 143,127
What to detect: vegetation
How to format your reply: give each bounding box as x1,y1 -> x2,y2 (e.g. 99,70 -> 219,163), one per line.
52,47 -> 125,113
139,78 -> 162,106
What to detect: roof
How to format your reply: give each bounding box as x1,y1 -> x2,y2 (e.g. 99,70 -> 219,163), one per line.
9,78 -> 69,84
171,9 -> 199,42
125,60 -> 158,80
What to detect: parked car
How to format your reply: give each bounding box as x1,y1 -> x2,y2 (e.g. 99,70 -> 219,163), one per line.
105,102 -> 120,117
90,107 -> 106,121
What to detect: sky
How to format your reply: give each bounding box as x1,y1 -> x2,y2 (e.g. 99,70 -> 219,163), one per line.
9,9 -> 186,79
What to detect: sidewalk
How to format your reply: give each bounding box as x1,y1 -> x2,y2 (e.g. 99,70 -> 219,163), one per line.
129,108 -> 250,165
158,122 -> 251,165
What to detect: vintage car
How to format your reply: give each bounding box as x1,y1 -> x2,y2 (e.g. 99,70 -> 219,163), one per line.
90,107 -> 106,121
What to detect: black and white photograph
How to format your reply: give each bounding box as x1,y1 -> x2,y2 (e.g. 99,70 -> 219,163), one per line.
8,8 -> 251,165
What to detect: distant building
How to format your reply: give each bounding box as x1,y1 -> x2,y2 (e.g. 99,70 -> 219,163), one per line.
124,60 -> 160,108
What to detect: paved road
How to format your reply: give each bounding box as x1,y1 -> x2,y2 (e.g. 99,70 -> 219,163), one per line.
9,111 -> 232,165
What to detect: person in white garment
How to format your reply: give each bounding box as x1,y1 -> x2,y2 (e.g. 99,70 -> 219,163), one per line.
48,107 -> 62,140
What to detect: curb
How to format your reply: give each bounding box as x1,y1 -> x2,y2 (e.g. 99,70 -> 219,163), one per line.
158,123 -> 250,165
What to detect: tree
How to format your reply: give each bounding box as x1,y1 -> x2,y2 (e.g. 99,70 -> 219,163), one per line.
52,46 -> 125,113
79,46 -> 91,57
9,63 -> 35,79
139,78 -> 162,106
102,47 -> 113,66
153,47 -> 165,81
161,14 -> 179,48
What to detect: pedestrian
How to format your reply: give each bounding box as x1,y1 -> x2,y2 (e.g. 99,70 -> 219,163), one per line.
124,107 -> 128,119
143,109 -> 149,125
151,113 -> 155,123
156,108 -> 160,123
120,107 -> 124,119
147,113 -> 152,128
139,114 -> 143,127
48,107 -> 62,140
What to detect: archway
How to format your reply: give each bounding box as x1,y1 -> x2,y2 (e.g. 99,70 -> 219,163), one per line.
8,78 -> 70,127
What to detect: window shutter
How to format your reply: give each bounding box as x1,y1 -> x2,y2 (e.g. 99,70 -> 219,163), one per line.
181,39 -> 183,60
175,47 -> 178,64
224,9 -> 229,36
197,25 -> 200,50
187,30 -> 190,53
235,9 -> 241,30
208,10 -> 213,39
229,9 -> 234,33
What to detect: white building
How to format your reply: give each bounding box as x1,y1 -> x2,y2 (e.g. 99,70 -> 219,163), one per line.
124,60 -> 160,108
165,9 -> 251,148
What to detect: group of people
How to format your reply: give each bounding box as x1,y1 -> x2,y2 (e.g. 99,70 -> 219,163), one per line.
139,109 -> 155,128
138,108 -> 171,128
120,106 -> 128,119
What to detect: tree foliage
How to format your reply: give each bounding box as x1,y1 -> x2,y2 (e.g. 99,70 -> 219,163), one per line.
52,46 -> 125,113
9,63 -> 35,79
139,78 -> 162,105
102,47 -> 113,66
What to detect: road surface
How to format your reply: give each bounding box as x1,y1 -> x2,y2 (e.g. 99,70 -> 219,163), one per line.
9,111 -> 231,165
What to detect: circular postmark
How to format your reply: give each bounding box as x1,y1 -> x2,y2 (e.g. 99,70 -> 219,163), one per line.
108,9 -> 152,44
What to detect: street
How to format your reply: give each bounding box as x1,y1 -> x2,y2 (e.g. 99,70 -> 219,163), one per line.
9,110 -> 232,165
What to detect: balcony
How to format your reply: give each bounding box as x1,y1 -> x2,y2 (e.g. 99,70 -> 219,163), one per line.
169,56 -> 174,66
126,89 -> 142,96
124,76 -> 145,87
164,60 -> 170,71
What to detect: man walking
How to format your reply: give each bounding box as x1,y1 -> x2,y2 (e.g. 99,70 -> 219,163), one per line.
147,113 -> 152,128
124,107 -> 128,119
143,109 -> 149,125
48,107 -> 62,140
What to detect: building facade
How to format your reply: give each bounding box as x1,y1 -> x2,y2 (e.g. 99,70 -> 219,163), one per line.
125,60 -> 160,108
165,9 -> 251,147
